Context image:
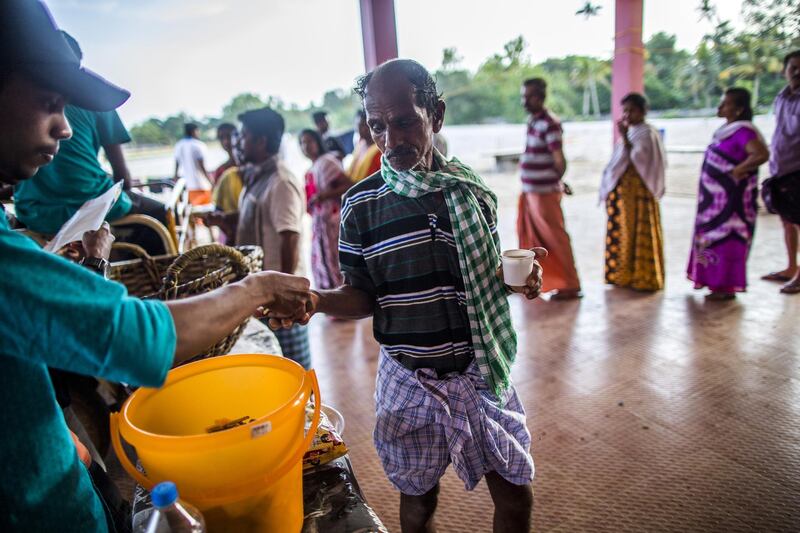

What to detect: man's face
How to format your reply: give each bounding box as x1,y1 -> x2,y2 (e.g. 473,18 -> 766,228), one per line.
355,114 -> 371,141
0,73 -> 71,185
239,126 -> 264,164
785,56 -> 800,91
364,76 -> 443,171
315,117 -> 329,134
521,85 -> 545,115
218,129 -> 235,154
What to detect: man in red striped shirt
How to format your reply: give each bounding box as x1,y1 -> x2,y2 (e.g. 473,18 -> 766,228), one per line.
517,78 -> 582,299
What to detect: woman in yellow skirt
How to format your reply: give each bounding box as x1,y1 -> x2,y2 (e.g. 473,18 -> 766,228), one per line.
600,93 -> 667,291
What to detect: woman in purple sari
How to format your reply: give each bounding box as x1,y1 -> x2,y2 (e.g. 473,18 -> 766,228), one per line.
687,88 -> 770,300
299,129 -> 352,290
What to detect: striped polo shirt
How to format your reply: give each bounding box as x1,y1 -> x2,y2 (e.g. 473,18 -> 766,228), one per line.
519,109 -> 563,193
339,172 -> 497,374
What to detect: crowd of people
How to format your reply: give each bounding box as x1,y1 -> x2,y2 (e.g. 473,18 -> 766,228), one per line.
525,51 -> 799,302
1,0 -> 798,532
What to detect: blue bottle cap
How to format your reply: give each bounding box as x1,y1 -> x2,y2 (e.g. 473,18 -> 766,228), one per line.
151,481 -> 179,509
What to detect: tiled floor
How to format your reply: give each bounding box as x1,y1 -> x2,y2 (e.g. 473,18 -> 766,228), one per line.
306,192 -> 800,532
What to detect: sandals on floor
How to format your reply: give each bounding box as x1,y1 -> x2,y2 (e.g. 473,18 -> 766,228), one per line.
780,280 -> 800,294
549,289 -> 584,301
705,292 -> 736,301
762,271 -> 794,282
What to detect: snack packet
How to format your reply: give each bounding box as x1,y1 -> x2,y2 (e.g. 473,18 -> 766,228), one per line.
303,404 -> 348,470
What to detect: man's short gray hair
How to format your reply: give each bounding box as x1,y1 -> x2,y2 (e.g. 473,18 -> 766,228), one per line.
354,59 -> 442,117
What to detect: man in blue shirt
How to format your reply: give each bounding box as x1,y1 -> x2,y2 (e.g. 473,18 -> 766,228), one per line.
0,2 -> 315,531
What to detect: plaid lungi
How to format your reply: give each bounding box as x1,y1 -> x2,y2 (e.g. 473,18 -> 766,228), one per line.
374,350 -> 534,495
266,321 -> 311,370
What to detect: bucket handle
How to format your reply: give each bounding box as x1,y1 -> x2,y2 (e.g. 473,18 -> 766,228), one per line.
109,369 -> 322,503
110,411 -> 154,489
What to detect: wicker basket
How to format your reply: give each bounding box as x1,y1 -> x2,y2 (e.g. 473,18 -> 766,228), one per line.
109,243 -> 264,361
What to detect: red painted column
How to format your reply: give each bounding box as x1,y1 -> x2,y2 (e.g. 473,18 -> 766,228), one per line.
359,0 -> 399,71
612,0 -> 645,141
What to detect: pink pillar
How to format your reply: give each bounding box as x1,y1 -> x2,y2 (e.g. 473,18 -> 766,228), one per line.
359,0 -> 398,71
612,0 -> 645,141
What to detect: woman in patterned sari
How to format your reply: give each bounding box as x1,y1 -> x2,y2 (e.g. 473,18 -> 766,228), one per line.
601,93 -> 667,291
299,129 -> 352,290
687,88 -> 770,300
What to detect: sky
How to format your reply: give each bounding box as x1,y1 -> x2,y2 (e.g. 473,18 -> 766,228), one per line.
47,0 -> 744,125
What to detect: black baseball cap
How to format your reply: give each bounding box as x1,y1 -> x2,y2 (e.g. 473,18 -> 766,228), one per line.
0,0 -> 130,111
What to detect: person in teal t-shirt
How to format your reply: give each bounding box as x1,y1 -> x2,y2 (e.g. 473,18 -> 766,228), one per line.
0,3 -> 316,531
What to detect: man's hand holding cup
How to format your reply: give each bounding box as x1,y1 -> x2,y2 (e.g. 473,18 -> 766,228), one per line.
498,247 -> 547,300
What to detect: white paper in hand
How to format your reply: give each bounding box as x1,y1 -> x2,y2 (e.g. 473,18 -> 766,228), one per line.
45,182 -> 123,252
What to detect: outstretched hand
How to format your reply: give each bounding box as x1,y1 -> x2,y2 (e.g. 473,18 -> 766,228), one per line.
497,247 -> 548,300
264,287 -> 320,330
245,271 -> 316,327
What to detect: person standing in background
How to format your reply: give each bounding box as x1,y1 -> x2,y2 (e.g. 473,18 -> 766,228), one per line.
348,109 -> 381,182
687,88 -> 770,300
761,51 -> 800,294
173,123 -> 212,205
600,92 -> 666,292
236,108 -> 312,369
517,77 -> 582,300
312,110 -> 346,159
299,129 -> 351,291
212,122 -> 237,182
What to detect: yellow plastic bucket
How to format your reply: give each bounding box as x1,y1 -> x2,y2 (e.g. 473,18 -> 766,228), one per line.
111,354 -> 320,533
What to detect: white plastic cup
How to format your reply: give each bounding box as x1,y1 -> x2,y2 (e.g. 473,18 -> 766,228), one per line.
501,249 -> 535,287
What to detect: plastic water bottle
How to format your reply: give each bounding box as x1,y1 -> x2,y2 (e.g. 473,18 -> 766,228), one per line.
138,481 -> 206,533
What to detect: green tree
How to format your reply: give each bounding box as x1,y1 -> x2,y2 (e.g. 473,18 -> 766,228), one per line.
644,32 -> 692,109
434,48 -> 491,125
220,93 -> 267,124
741,0 -> 800,47
129,118 -> 171,146
719,33 -> 782,106
570,57 -> 610,117
699,0 -> 797,107
688,39 -> 720,108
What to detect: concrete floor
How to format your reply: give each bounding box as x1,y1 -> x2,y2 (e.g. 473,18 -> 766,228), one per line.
306,191 -> 800,532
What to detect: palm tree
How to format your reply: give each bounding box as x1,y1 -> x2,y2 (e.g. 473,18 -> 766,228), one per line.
719,33 -> 782,106
576,1 -> 602,18
570,58 -> 610,117
686,40 -> 718,109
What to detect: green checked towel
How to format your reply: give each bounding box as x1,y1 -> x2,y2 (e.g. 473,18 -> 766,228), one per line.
380,150 -> 517,399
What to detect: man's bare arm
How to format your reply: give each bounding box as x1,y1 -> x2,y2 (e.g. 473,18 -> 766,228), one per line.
167,271 -> 312,364
314,283 -> 374,319
197,158 -> 213,184
104,143 -> 132,189
267,281 -> 374,329
552,148 -> 567,179
278,230 -> 300,274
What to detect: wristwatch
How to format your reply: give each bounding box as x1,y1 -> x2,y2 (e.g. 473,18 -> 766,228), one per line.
81,256 -> 110,279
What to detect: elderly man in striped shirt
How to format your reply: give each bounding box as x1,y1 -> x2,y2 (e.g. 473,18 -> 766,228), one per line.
517,78 -> 582,300
272,59 -> 543,532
